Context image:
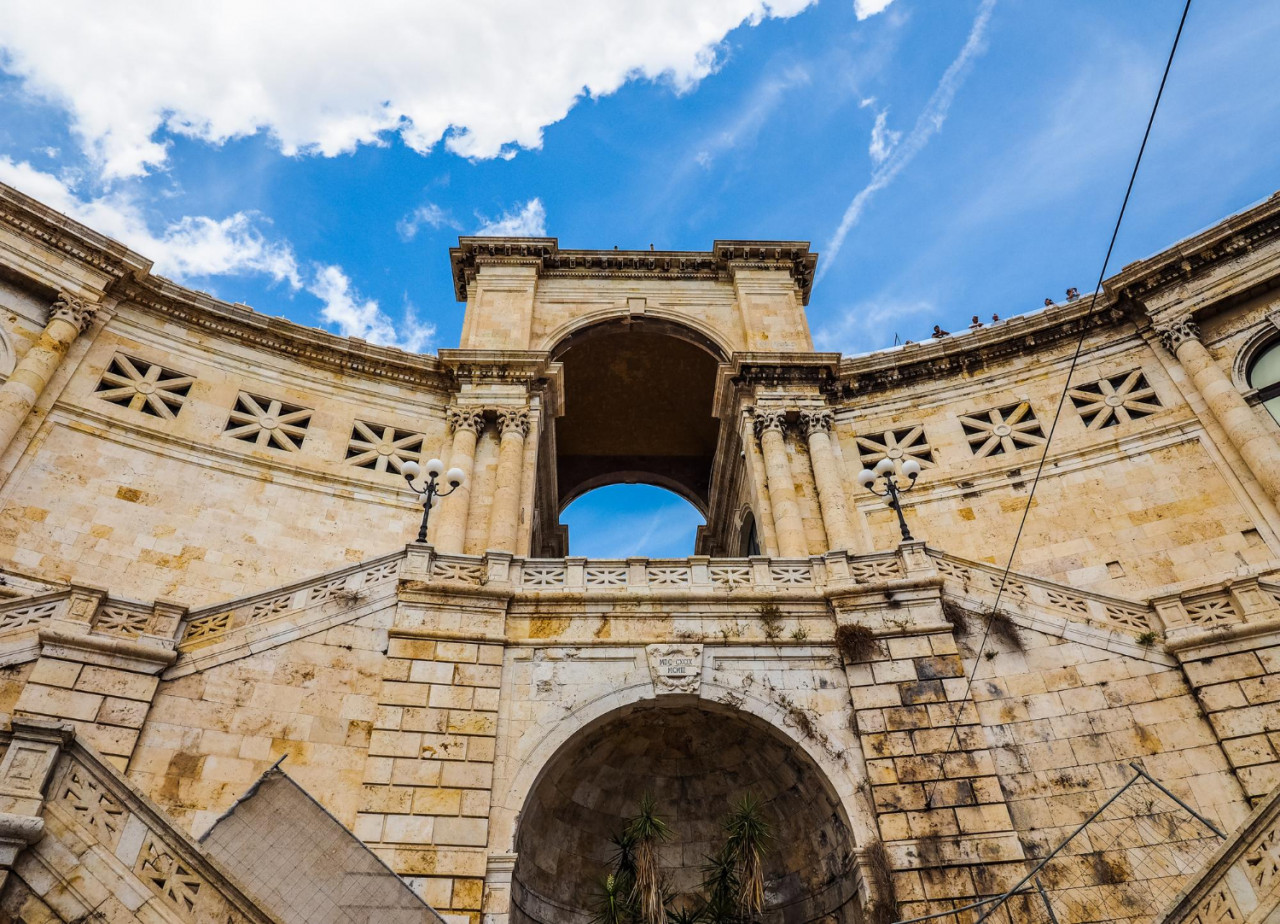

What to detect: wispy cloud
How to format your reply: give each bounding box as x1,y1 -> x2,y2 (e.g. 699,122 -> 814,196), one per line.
396,201 -> 459,240
867,108 -> 901,164
818,0 -> 997,281
0,156 -> 433,352
474,198 -> 547,237
814,297 -> 935,355
692,65 -> 811,170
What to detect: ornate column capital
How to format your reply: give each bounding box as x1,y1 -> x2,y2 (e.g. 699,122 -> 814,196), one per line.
447,407 -> 486,434
749,407 -> 788,440
49,292 -> 99,333
1156,317 -> 1202,354
799,408 -> 834,437
496,408 -> 530,437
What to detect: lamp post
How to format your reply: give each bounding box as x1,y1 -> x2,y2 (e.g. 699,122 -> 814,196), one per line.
401,458 -> 466,544
857,457 -> 921,542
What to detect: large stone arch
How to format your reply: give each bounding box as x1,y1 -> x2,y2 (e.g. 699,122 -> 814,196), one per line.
537,315 -> 730,552
492,678 -> 871,924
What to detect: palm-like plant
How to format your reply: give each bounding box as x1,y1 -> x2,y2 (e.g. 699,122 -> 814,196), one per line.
724,793 -> 772,921
628,793 -> 672,924
592,873 -> 633,924
701,844 -> 740,924
667,902 -> 706,924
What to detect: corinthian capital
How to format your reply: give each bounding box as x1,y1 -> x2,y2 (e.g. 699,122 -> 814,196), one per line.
750,407 -> 788,440
1156,317 -> 1201,354
799,409 -> 833,437
496,408 -> 530,437
447,407 -> 486,434
49,292 -> 99,333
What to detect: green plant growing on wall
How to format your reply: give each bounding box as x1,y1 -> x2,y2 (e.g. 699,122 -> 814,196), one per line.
630,793 -> 672,924
756,601 -> 783,640
724,793 -> 772,919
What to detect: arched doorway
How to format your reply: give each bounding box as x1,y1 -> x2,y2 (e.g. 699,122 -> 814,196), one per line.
533,318 -> 726,557
511,702 -> 860,924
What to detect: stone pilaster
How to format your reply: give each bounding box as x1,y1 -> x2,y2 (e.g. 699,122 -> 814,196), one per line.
740,412 -> 780,557
435,408 -> 486,555
1158,317 -> 1280,505
801,408 -> 856,552
0,716 -> 74,890
0,292 -> 98,457
753,410 -> 807,558
487,408 -> 529,553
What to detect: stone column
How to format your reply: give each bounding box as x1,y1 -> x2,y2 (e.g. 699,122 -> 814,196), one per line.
487,408 -> 530,553
754,410 -> 808,558
801,409 -> 856,552
1159,318 -> 1280,503
434,408 -> 485,554
0,293 -> 97,456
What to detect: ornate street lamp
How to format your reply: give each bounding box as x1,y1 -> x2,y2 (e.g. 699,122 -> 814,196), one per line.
400,458 -> 466,543
857,457 -> 921,542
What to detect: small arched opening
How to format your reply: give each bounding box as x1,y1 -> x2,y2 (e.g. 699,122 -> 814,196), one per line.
536,318 -> 726,556
511,701 -> 860,924
560,484 -> 706,558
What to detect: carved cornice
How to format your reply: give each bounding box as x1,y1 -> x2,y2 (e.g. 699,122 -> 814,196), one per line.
0,182 -> 153,283
437,349 -> 557,388
449,238 -> 816,304
1106,192 -> 1280,305
119,277 -> 452,391
730,353 -> 841,392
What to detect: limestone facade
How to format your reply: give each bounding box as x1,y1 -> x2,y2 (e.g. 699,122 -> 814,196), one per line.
1,181 -> 1280,921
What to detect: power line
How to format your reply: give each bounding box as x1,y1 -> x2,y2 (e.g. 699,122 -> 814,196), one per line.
921,0 -> 1194,812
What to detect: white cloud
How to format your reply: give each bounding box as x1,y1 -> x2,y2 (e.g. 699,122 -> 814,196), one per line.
867,109 -> 901,164
309,266 -> 434,352
0,1 -> 818,179
0,157 -> 431,352
854,0 -> 898,20
397,202 -> 459,240
474,199 -> 548,237
689,64 -> 810,169
0,156 -> 302,286
814,297 -> 935,355
818,0 -> 996,281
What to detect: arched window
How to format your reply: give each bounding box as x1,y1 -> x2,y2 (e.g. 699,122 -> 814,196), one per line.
738,511 -> 760,557
1248,340 -> 1280,424
560,484 -> 705,558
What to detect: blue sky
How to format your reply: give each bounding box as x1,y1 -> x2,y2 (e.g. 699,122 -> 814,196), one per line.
1,0 -> 1277,557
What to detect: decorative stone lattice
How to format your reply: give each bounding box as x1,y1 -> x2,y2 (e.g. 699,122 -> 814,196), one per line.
59,767 -> 126,846
585,567 -> 627,587
855,425 -> 935,471
959,401 -> 1046,457
223,392 -> 312,452
710,565 -> 752,587
136,835 -> 203,919
1185,597 -> 1238,627
95,606 -> 150,638
0,599 -> 59,631
1068,370 -> 1162,429
94,354 -> 194,419
345,419 -> 425,473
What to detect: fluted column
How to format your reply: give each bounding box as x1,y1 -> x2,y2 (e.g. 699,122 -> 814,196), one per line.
434,408 -> 485,554
1159,318 -> 1280,503
801,409 -> 856,551
0,293 -> 97,456
487,408 -> 530,552
754,410 -> 807,558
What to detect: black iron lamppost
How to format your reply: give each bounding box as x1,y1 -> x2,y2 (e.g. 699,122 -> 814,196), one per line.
400,458 -> 466,543
857,457 -> 921,542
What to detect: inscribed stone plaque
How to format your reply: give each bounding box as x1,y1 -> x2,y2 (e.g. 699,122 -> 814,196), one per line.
646,644 -> 702,695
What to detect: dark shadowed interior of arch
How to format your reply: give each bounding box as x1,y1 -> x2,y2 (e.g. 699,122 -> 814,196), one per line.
554,325 -> 722,519
512,703 -> 859,924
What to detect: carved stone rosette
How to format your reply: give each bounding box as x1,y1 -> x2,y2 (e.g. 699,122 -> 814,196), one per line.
446,407 -> 486,434
49,292 -> 99,333
496,408 -> 530,437
1157,317 -> 1202,354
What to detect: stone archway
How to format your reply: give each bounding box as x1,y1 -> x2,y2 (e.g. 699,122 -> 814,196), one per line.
511,700 -> 861,924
